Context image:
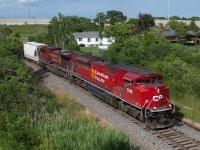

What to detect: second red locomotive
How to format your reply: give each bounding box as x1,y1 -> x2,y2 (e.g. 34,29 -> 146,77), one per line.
24,42 -> 174,129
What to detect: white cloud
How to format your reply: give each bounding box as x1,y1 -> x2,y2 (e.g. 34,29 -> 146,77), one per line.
0,2 -> 20,10
18,0 -> 38,4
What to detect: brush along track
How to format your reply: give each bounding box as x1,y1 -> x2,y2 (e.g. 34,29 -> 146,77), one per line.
95,98 -> 200,150
74,81 -> 200,150
25,60 -> 200,150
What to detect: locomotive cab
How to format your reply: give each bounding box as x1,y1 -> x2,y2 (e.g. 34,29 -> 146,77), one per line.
123,73 -> 174,129
136,76 -> 174,129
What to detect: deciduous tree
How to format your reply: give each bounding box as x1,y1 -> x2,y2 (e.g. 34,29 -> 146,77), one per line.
134,13 -> 155,34
93,12 -> 106,28
106,10 -> 127,25
47,13 -> 97,49
167,20 -> 189,44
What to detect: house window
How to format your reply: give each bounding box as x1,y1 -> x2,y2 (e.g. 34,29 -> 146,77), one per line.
107,38 -> 112,42
96,38 -> 99,42
88,38 -> 91,42
79,38 -> 82,41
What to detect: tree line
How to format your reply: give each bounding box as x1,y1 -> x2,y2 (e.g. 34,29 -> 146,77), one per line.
154,15 -> 200,20
29,10 -> 200,50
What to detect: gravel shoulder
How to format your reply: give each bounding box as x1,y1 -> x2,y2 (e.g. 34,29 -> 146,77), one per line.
25,61 -> 200,150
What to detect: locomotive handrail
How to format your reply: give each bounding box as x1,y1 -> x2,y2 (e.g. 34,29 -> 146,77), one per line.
143,99 -> 153,118
166,97 -> 175,113
69,64 -> 75,82
72,74 -> 142,110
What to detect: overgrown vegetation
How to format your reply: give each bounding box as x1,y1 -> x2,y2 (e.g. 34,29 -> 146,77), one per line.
8,24 -> 47,42
38,93 -> 130,150
0,26 -> 132,149
80,46 -> 102,56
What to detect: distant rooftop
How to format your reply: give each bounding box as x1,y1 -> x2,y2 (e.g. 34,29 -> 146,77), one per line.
162,30 -> 175,37
0,18 -> 51,25
155,19 -> 200,28
162,30 -> 200,37
73,31 -> 99,39
1,18 -> 200,29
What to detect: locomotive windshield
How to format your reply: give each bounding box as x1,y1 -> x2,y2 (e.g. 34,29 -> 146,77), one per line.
136,79 -> 150,84
153,77 -> 162,84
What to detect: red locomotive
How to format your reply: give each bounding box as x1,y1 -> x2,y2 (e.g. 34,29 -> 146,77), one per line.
24,42 -> 174,129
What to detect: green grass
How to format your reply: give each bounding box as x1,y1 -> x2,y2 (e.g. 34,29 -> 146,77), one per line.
80,46 -> 104,57
9,24 -> 47,42
9,24 -> 47,35
19,36 -> 29,42
175,104 -> 200,123
173,94 -> 200,123
37,93 -> 132,150
174,99 -> 200,123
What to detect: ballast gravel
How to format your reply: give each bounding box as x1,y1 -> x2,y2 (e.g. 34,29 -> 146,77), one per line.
26,61 -> 200,150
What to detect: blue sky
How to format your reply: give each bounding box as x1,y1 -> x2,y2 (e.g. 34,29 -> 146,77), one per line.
0,0 -> 199,19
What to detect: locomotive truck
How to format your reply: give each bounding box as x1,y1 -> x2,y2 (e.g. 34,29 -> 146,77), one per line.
24,42 -> 174,129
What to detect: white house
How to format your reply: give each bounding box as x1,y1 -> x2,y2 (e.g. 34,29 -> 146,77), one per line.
73,31 -> 114,49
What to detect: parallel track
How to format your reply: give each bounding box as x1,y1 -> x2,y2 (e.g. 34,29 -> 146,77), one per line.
26,60 -> 200,150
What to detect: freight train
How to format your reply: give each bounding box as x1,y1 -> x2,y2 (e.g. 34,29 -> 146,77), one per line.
24,42 -> 175,129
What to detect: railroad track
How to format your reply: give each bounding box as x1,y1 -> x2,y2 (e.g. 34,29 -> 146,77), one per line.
74,82 -> 200,150
102,102 -> 200,150
151,128 -> 200,150
26,60 -> 200,150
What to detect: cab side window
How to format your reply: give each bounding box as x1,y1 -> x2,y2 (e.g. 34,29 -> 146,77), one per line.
124,80 -> 134,86
153,77 -> 162,84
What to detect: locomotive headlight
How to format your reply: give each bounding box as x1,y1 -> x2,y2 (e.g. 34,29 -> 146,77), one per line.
156,88 -> 160,94
169,104 -> 172,108
153,106 -> 157,110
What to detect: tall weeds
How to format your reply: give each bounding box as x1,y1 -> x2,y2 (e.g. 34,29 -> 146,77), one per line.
36,93 -> 131,150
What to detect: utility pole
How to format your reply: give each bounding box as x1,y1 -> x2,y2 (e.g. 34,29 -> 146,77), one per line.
12,9 -> 14,18
98,13 -> 103,44
29,8 -> 30,18
98,12 -> 101,56
168,0 -> 170,19
99,13 -> 100,33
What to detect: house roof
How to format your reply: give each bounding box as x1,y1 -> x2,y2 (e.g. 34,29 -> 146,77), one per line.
187,30 -> 200,36
163,30 -> 200,37
73,31 -> 99,39
187,30 -> 195,36
162,30 -> 175,37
